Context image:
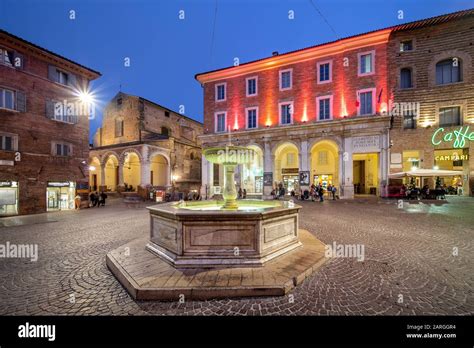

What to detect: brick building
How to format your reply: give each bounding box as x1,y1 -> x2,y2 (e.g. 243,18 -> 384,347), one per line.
0,29 -> 101,216
387,9 -> 474,196
89,92 -> 203,198
196,9 -> 474,199
196,24 -> 393,199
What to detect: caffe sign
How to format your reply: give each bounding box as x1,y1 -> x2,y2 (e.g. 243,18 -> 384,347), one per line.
431,126 -> 474,148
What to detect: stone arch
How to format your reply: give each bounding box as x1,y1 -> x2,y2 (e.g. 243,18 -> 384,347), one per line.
100,151 -> 120,167
310,139 -> 340,189
308,137 -> 342,153
119,148 -> 143,164
271,139 -> 300,156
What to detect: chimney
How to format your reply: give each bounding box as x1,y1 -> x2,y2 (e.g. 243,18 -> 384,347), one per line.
272,51 -> 279,56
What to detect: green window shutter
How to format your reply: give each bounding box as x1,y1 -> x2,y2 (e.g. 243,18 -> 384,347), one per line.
16,91 -> 26,112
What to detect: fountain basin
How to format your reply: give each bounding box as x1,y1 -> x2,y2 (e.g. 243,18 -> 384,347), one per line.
146,200 -> 302,268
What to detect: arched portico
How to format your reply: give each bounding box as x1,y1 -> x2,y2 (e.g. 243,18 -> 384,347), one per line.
310,139 -> 340,190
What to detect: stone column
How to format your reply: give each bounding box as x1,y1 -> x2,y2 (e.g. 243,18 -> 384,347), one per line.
263,141 -> 274,198
118,161 -> 124,187
201,157 -> 211,198
341,137 -> 354,199
140,160 -> 151,188
299,140 -> 309,192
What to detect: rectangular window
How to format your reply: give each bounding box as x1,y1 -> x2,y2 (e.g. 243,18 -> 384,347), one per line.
246,77 -> 257,96
403,115 -> 416,129
215,112 -> 227,133
317,61 -> 331,83
0,48 -> 13,67
0,89 -> 15,110
358,52 -> 374,75
279,102 -> 293,125
439,106 -> 461,127
436,59 -> 461,85
280,69 -> 292,90
115,119 -> 124,137
358,90 -> 374,116
54,143 -> 71,156
400,68 -> 413,89
165,111 -> 170,117
215,83 -> 226,101
287,153 -> 295,166
246,107 -> 258,129
318,151 -> 328,165
400,40 -> 413,52
58,71 -> 69,85
0,135 -> 15,151
51,100 -> 78,124
316,96 -> 332,121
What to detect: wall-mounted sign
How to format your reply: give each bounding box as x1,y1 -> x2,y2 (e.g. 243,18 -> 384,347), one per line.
435,154 -> 469,161
0,181 -> 13,187
432,126 -> 474,148
353,136 -> 380,152
263,172 -> 273,186
47,181 -> 72,187
299,171 -> 310,186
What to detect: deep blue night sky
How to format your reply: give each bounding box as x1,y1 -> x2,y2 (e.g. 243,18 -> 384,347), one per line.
1,0 -> 472,141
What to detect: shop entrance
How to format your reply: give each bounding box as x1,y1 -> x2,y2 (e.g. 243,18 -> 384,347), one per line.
353,153 -> 379,195
313,174 -> 333,190
47,182 -> 75,211
282,174 -> 299,193
0,181 -> 18,216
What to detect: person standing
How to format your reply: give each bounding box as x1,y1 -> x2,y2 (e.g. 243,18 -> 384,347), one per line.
319,185 -> 324,202
90,192 -> 97,207
243,189 -> 247,199
99,191 -> 108,207
74,194 -> 81,210
331,185 -> 337,200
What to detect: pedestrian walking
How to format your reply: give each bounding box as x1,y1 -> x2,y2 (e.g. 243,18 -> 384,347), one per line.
90,192 -> 97,207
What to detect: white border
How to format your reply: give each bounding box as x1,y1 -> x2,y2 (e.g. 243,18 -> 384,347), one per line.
357,88 -> 376,116
357,50 -> 375,77
316,95 -> 333,121
317,60 -> 333,84
278,101 -> 294,125
215,82 -> 227,102
245,106 -> 259,129
279,68 -> 293,91
214,111 -> 227,133
246,76 -> 258,97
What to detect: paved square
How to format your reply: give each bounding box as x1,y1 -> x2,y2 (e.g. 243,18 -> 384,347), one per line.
0,197 -> 472,315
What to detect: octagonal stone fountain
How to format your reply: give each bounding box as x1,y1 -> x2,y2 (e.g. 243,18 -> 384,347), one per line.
106,145 -> 327,300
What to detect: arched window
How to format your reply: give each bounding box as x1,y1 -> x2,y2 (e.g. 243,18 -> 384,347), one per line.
436,58 -> 461,85
161,126 -> 169,136
400,68 -> 413,89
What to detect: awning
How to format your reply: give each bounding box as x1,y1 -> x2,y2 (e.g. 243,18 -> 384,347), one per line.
389,169 -> 463,179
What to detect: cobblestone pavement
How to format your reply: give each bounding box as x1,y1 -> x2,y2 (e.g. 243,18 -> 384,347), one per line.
0,196 -> 472,315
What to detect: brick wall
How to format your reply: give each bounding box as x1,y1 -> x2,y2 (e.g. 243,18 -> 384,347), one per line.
201,44 -> 389,134
0,32 -> 99,214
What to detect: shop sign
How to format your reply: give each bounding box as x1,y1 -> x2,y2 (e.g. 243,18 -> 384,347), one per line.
431,126 -> 474,148
0,181 -> 13,187
47,181 -> 71,187
435,154 -> 469,161
263,172 -> 273,186
353,136 -> 380,152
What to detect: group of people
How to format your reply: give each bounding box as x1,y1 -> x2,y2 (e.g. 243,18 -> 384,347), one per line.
271,183 -> 286,200
89,191 -> 108,207
238,188 -> 248,199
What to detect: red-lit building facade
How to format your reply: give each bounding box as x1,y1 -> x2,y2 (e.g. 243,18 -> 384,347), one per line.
196,9 -> 474,199
197,30 -> 392,199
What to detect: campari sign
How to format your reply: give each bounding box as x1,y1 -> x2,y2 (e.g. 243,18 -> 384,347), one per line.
431,126 -> 474,149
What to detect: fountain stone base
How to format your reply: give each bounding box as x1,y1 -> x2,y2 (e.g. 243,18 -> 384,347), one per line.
146,200 -> 302,268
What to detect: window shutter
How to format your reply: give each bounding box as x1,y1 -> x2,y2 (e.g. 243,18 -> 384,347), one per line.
48,65 -> 58,82
45,100 -> 55,119
68,73 -> 77,88
13,51 -> 24,69
16,91 -> 26,112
